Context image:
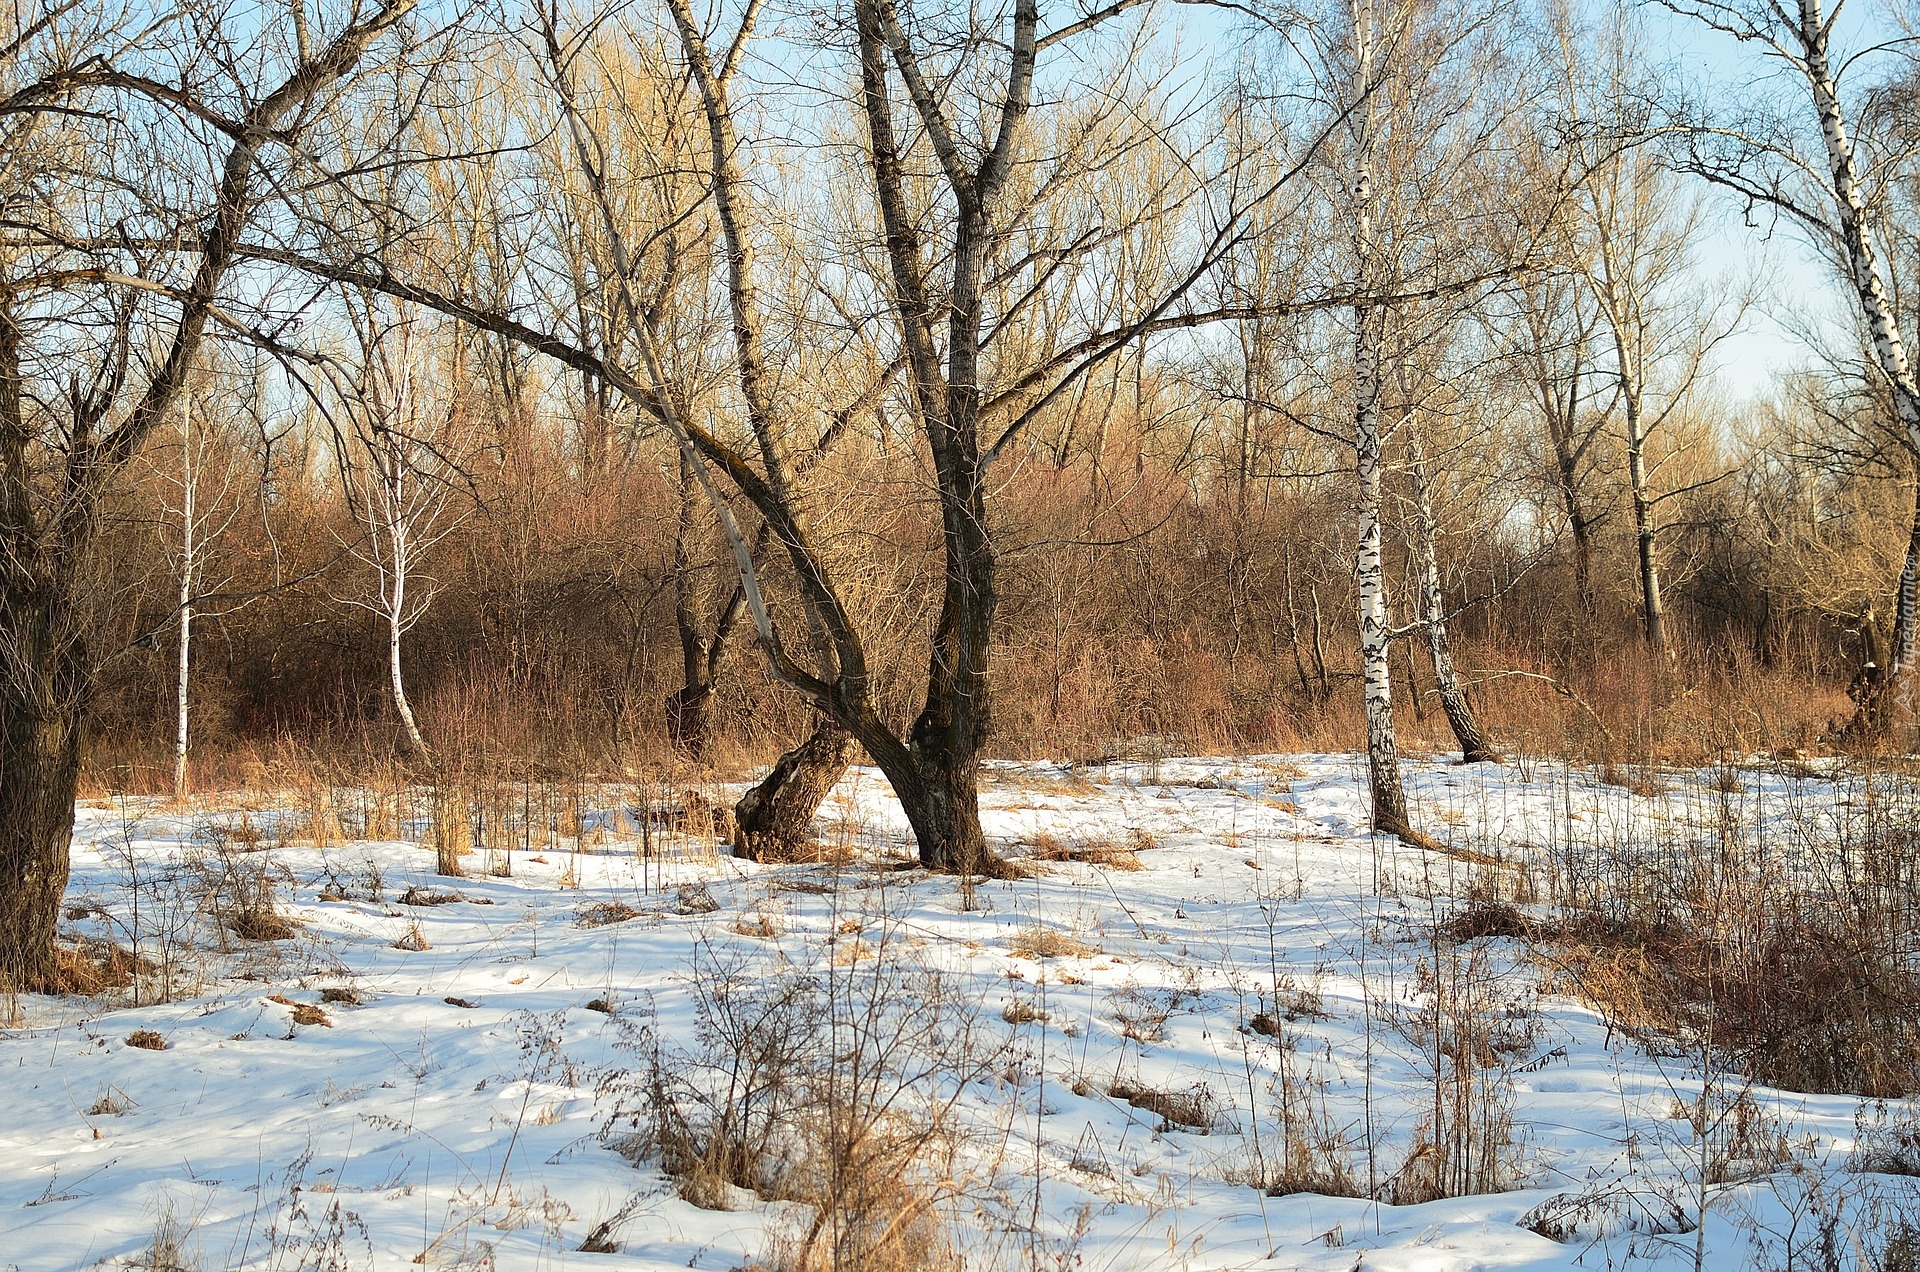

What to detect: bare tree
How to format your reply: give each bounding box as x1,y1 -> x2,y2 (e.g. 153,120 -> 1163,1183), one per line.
1662,0 -> 1920,680
150,377 -> 249,801
1296,0 -> 1544,836
1578,136 -> 1742,655
0,0 -> 418,990
331,297 -> 477,761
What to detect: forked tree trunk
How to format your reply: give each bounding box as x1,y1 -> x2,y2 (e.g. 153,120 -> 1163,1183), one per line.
1410,447 -> 1498,763
732,720 -> 855,859
833,515 -> 1000,874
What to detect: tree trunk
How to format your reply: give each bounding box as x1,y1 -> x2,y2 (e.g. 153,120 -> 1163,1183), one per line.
870,727 -> 996,875
173,411 -> 194,803
388,602 -> 428,759
1355,344 -> 1410,835
667,449 -> 716,759
173,587 -> 191,803
732,720 -> 855,859
0,592 -> 84,993
883,480 -> 1000,874
1410,448 -> 1498,763
1891,479 -> 1920,680
1625,408 -> 1668,653
1347,3 -> 1415,841
1549,419 -> 1597,617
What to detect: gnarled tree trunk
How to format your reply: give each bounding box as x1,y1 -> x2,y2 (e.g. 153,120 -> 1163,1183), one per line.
732,720 -> 855,859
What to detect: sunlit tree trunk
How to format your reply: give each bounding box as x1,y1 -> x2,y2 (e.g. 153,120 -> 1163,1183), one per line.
172,419 -> 194,802
1346,0 -> 1412,836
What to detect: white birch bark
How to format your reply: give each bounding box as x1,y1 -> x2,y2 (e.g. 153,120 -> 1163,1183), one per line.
382,506 -> 428,759
172,411 -> 194,803
334,306 -> 471,765
1347,0 -> 1410,834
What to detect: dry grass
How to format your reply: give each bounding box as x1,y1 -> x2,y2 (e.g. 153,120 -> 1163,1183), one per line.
577,901 -> 640,928
1001,998 -> 1048,1025
1007,926 -> 1098,959
46,939 -> 153,996
733,911 -> 780,938
1026,831 -> 1143,871
1534,769 -> 1920,1097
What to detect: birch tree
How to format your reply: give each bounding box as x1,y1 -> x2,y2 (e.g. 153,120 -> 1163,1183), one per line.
333,298 -> 478,761
1303,0 -> 1541,836
1663,0 -> 1920,685
152,383 -> 249,802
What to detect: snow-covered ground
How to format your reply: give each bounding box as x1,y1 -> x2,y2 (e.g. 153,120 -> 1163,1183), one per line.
2,754 -> 1916,1270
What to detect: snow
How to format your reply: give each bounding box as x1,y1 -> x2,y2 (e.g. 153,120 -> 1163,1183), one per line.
1,753 -> 1914,1270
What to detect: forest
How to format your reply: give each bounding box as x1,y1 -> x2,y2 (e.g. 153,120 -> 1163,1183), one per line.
5,0 -> 1920,1267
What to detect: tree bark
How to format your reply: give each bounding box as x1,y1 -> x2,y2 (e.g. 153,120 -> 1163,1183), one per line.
1410,446 -> 1498,763
1346,0 -> 1414,840
1624,393 -> 1668,653
173,577 -> 192,802
732,720 -> 855,859
667,452 -> 717,759
387,569 -> 429,759
1795,0 -> 1920,686
1892,479 -> 1920,679
1548,408 -> 1597,617
172,420 -> 194,803
0,587 -> 86,992
1355,336 -> 1409,834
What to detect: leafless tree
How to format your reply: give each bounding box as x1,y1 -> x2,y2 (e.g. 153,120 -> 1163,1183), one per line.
1662,0 -> 1920,682
331,295 -> 478,761
0,0 -> 418,990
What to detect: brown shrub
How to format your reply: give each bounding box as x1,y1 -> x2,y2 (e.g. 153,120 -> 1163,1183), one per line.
1008,926 -> 1097,959
1108,1078 -> 1216,1131
1027,832 -> 1143,871
1544,904 -> 1920,1097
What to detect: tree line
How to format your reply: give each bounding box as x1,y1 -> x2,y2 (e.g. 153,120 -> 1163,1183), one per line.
2,0 -> 1916,987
